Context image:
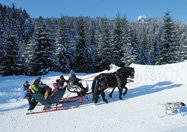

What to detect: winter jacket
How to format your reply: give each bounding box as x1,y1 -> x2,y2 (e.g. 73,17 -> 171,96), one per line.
23,83 -> 30,91
59,79 -> 66,87
31,84 -> 42,92
68,74 -> 80,82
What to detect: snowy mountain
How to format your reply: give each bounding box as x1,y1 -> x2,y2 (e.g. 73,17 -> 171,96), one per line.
137,15 -> 147,22
0,62 -> 187,132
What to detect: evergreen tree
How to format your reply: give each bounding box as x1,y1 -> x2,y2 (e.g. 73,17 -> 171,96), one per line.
74,17 -> 87,72
174,22 -> 187,62
159,11 -> 178,64
37,30 -> 55,74
0,4 -> 33,75
1,34 -> 22,76
115,15 -> 134,66
25,27 -> 55,75
179,31 -> 187,61
96,18 -> 112,70
24,37 -> 37,75
135,19 -> 150,64
147,19 -> 163,65
129,29 -> 138,64
86,19 -> 97,72
152,34 -> 162,64
56,17 -> 71,72
56,43 -> 71,72
112,14 -> 125,66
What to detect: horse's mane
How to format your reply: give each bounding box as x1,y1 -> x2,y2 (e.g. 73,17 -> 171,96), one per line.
115,67 -> 134,77
116,66 -> 133,72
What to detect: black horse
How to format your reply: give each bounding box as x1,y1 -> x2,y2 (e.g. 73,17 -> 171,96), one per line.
91,67 -> 135,104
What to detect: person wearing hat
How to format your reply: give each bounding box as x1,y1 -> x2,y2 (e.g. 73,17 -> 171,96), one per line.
68,70 -> 80,83
23,81 -> 33,108
53,75 -> 67,91
31,77 -> 44,94
59,75 -> 67,87
68,70 -> 88,95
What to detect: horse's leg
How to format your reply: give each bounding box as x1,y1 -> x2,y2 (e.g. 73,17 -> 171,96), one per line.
101,90 -> 108,103
122,86 -> 128,96
94,92 -> 99,104
92,81 -> 100,104
109,87 -> 115,98
99,79 -> 108,103
93,93 -> 99,104
118,87 -> 123,100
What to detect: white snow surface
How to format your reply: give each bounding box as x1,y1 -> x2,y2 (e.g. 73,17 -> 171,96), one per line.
1,62 -> 187,132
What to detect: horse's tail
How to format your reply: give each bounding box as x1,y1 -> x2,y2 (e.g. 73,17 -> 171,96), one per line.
91,77 -> 100,102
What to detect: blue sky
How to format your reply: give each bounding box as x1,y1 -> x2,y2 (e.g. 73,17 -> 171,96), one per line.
0,0 -> 187,22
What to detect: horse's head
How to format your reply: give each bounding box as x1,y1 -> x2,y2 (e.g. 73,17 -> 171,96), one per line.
117,67 -> 135,79
128,67 -> 135,79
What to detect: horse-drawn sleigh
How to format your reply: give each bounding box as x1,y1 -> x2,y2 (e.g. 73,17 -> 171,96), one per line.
26,66 -> 135,115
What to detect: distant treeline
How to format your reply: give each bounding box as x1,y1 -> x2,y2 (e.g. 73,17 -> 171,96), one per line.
0,4 -> 187,76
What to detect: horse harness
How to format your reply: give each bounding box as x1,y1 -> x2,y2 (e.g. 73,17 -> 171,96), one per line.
113,72 -> 121,88
98,72 -> 121,91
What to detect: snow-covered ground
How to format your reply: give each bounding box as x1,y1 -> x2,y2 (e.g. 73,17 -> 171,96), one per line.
0,62 -> 187,132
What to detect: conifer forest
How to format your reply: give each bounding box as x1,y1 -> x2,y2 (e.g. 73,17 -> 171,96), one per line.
0,4 -> 187,76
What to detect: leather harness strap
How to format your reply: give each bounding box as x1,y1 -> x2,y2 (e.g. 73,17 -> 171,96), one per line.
114,72 -> 121,88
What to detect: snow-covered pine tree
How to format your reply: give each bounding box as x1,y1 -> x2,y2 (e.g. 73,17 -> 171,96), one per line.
82,18 -> 97,72
96,18 -> 112,70
113,14 -> 134,67
19,10 -> 33,44
1,34 -> 22,76
56,16 -> 71,72
129,28 -> 138,64
36,30 -> 55,74
26,17 -> 55,75
0,5 -> 5,74
0,34 -> 7,75
178,31 -> 187,61
111,14 -> 125,66
174,21 -> 187,62
74,17 -> 87,72
0,4 -> 33,75
152,33 -> 162,64
136,18 -> 151,64
159,11 -> 178,64
145,19 -> 163,65
24,37 -> 37,75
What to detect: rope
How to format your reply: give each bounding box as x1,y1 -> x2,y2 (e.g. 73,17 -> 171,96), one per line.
80,79 -> 93,82
80,75 -> 97,80
80,71 -> 113,81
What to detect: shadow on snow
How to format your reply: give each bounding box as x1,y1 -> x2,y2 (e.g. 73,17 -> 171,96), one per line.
0,104 -> 28,113
103,81 -> 182,102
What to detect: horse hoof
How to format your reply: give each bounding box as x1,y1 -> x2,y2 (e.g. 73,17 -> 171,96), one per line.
119,97 -> 123,100
94,103 -> 97,106
104,99 -> 108,103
